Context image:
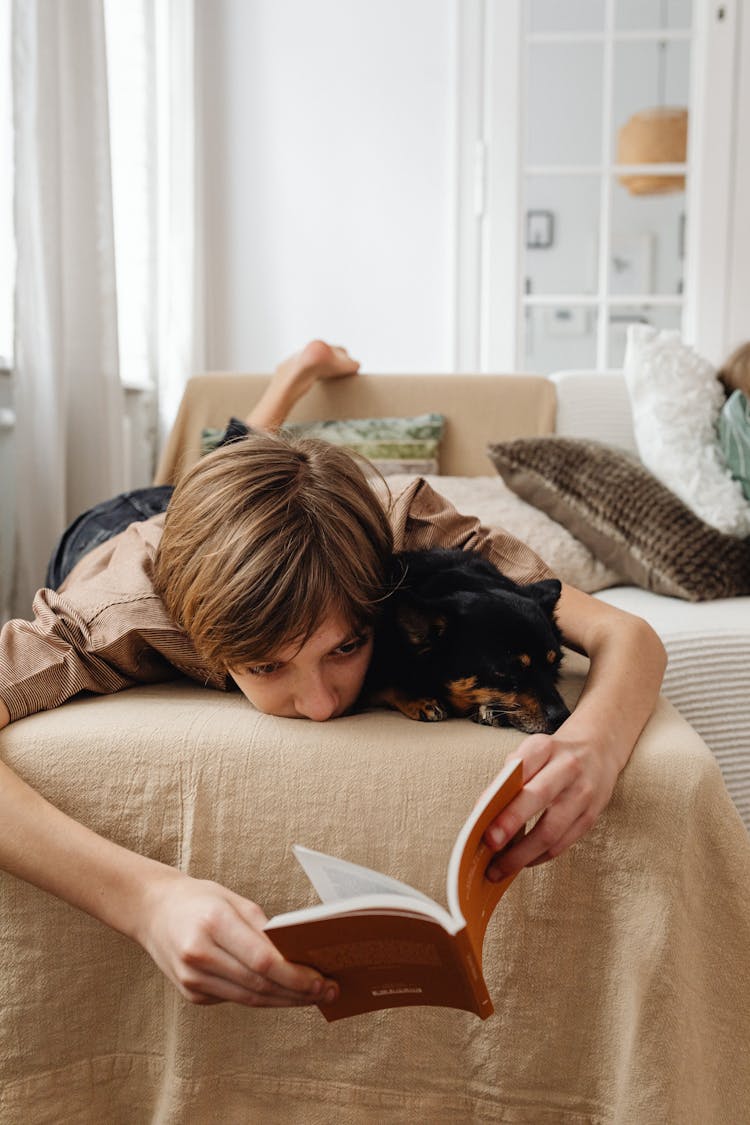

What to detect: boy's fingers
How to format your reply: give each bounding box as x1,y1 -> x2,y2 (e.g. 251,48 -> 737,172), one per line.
486,794 -> 590,879
184,973 -> 321,1008
216,894 -> 335,996
478,737 -> 553,814
482,740 -> 574,851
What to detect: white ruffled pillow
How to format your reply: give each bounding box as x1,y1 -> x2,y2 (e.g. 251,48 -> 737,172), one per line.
624,326 -> 750,538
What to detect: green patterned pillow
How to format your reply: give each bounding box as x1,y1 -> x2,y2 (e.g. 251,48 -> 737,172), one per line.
718,390 -> 750,501
201,413 -> 445,476
201,424 -> 242,457
285,413 -> 443,444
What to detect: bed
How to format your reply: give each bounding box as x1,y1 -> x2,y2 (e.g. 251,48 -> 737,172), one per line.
2,372 -> 749,1124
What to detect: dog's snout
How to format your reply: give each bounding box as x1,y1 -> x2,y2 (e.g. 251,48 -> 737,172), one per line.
543,693 -> 571,733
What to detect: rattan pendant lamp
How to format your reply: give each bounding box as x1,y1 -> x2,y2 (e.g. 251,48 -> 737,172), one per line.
616,9 -> 688,196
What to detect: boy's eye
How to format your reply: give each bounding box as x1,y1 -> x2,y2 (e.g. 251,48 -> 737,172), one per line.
334,633 -> 369,657
247,661 -> 282,677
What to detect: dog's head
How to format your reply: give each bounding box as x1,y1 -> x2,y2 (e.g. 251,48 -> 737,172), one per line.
388,549 -> 571,734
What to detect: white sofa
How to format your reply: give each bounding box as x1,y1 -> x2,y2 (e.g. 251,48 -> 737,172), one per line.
3,370 -> 749,1123
155,367 -> 750,831
550,370 -> 750,831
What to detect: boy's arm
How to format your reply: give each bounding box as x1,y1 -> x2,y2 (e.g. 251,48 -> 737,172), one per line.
0,599 -> 139,722
0,697 -> 338,1008
482,584 -> 667,877
0,337 -> 361,1008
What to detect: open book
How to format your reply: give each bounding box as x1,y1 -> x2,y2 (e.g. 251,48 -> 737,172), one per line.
264,759 -> 524,1021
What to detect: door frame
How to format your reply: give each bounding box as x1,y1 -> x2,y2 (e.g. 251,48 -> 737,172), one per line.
453,0 -> 742,372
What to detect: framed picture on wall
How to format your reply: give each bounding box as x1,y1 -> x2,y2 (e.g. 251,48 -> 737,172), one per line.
526,210 -> 555,249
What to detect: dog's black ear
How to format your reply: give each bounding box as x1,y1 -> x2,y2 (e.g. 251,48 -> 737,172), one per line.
524,578 -> 562,615
395,602 -> 447,651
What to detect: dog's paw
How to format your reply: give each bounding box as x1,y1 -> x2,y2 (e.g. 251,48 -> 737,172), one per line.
371,686 -> 448,722
406,698 -> 447,722
420,700 -> 447,722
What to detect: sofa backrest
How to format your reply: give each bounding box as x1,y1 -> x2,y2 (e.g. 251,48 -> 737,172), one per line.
550,370 -> 637,454
155,372 -> 558,484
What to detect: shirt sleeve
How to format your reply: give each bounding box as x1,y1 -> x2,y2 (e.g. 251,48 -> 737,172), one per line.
389,477 -> 555,585
0,590 -> 138,721
0,517 -> 227,723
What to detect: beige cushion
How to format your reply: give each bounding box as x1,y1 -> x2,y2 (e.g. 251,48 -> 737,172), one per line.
154,373 -> 557,484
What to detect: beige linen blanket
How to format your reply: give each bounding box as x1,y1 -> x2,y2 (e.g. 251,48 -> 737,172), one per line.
1,655 -> 749,1123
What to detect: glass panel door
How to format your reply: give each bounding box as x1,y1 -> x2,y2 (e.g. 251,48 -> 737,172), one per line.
518,0 -> 692,372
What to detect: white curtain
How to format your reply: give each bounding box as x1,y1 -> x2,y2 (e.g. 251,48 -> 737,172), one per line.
154,0 -> 203,447
10,0 -> 199,620
12,0 -> 123,619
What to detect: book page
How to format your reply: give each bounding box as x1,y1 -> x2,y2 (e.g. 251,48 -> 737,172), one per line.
292,845 -> 437,907
264,893 -> 458,933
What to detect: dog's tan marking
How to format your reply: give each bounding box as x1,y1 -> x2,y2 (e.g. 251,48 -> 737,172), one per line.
517,692 -> 544,724
547,649 -> 557,664
445,677 -> 546,727
446,675 -> 477,697
519,653 -> 531,668
446,676 -> 485,713
474,690 -> 546,732
446,678 -> 522,715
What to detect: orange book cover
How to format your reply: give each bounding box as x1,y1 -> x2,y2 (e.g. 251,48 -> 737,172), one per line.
264,760 -> 524,1021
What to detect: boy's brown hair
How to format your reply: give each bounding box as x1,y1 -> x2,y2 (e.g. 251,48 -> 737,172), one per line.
717,341 -> 750,399
153,432 -> 394,671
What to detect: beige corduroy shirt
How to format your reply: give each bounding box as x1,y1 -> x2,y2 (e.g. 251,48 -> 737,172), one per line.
0,479 -> 552,722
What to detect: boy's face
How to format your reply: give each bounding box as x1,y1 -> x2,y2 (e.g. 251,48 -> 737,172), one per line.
228,614 -> 373,721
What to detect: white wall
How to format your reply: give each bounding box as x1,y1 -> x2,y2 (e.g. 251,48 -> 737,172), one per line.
198,0 -> 456,374
726,0 -> 750,352
196,0 -> 748,379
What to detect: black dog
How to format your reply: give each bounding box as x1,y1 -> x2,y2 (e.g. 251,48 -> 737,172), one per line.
364,548 -> 570,735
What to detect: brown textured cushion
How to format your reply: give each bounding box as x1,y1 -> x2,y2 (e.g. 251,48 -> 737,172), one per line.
487,437 -> 750,601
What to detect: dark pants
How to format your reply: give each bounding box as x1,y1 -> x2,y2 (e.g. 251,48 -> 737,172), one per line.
46,486 -> 174,589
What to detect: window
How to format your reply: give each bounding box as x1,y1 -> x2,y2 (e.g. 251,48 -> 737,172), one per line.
0,0 -> 14,368
455,0 -> 738,373
521,0 -> 691,372
0,1 -> 155,381
104,0 -> 153,388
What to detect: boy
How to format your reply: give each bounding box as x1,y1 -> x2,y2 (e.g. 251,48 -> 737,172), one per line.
0,341 -> 666,1009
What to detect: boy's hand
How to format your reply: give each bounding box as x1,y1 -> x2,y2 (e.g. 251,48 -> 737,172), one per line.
481,726 -> 620,880
136,872 -> 339,1008
481,584 -> 666,879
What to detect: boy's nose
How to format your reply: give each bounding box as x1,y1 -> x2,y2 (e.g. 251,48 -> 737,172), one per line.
295,678 -> 338,722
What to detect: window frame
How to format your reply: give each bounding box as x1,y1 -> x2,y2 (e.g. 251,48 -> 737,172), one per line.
454,0 -> 739,372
